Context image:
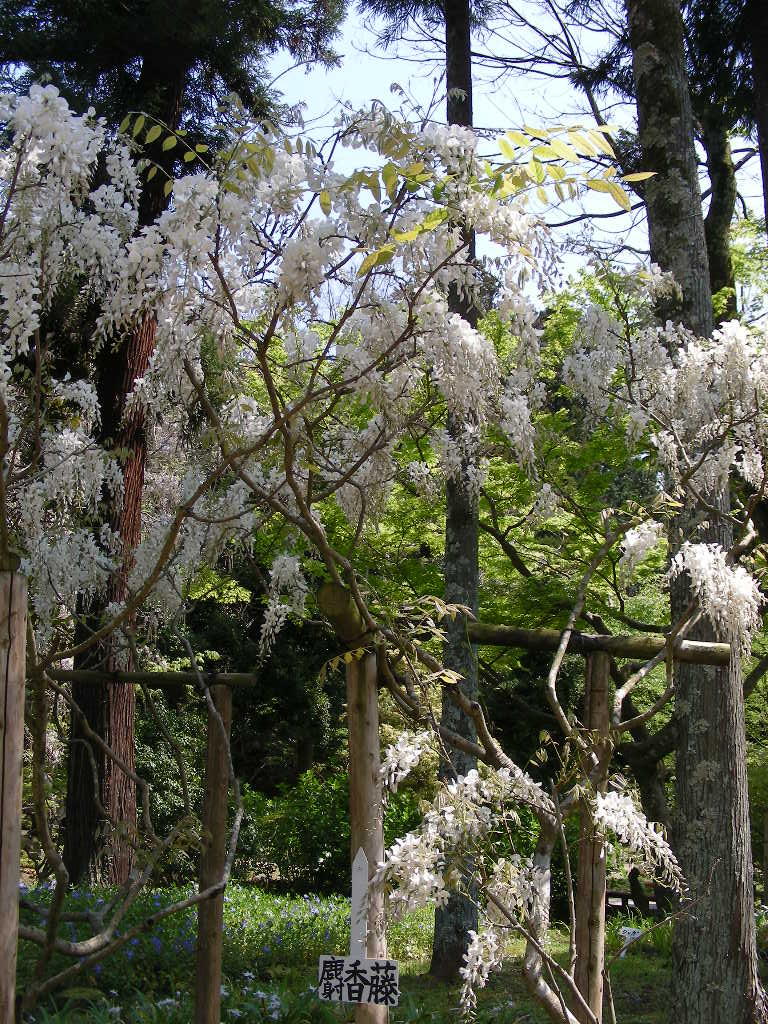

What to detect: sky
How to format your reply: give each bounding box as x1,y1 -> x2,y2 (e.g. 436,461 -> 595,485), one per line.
267,7 -> 765,303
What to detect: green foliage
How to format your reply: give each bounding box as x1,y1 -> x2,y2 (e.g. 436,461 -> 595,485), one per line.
235,769 -> 422,891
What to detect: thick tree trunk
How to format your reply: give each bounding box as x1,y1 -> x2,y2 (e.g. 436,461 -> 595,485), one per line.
701,114 -> 738,320
748,0 -> 768,231
63,61 -> 186,885
669,495 -> 764,1023
625,2 -> 766,1021
430,0 -> 479,983
625,0 -> 712,339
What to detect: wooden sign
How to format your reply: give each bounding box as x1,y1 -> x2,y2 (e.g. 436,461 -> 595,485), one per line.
318,848 -> 399,1007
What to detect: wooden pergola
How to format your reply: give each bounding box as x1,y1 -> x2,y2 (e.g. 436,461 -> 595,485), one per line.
0,571 -> 732,1024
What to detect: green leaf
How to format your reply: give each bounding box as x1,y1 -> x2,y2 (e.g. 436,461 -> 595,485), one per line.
620,171 -> 657,182
146,165 -> 158,181
318,189 -> 332,215
145,124 -> 162,145
195,143 -> 209,154
382,161 -> 398,201
132,114 -> 146,138
118,115 -> 132,134
163,179 -> 174,197
357,244 -> 396,278
183,150 -> 196,162
162,135 -> 178,152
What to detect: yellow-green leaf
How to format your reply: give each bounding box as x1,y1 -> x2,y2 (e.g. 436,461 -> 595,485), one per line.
132,114 -> 146,138
162,135 -> 178,152
195,143 -> 209,154
567,129 -> 597,156
146,165 -> 158,181
586,129 -> 615,156
584,178 -> 614,194
118,115 -> 132,134
506,130 -> 530,149
145,124 -> 162,145
620,171 -> 657,182
382,161 -> 398,201
163,179 -> 174,197
183,150 -> 196,162
499,137 -> 516,161
548,137 -> 580,162
607,181 -> 631,210
318,189 -> 332,215
357,243 -> 396,277
533,144 -> 560,161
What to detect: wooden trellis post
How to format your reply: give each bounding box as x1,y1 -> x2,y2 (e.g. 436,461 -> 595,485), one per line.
0,571 -> 27,1024
195,684 -> 233,1024
318,583 -> 388,1024
574,652 -> 611,1024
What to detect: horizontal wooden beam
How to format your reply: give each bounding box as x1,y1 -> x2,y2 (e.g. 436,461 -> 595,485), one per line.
46,622 -> 733,690
48,670 -> 258,688
467,622 -> 732,666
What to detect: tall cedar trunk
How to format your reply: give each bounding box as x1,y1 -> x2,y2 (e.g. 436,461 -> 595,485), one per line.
624,1 -> 767,1021
701,114 -> 738,320
748,0 -> 768,231
429,0 -> 479,982
63,59 -> 187,885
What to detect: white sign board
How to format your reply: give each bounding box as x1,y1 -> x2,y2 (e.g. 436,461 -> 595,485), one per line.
318,955 -> 399,1005
318,848 -> 400,1007
618,926 -> 644,958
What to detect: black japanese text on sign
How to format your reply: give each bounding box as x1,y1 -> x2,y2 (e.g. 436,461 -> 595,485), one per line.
318,956 -> 399,1006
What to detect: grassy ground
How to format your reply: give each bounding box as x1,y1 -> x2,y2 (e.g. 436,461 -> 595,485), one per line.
16,885 -> 684,1023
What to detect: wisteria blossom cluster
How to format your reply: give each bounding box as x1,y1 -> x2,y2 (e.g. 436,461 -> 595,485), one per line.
593,790 -> 685,892
669,542 -> 764,655
379,730 -> 433,793
374,765 -> 550,913
618,520 -> 665,582
1,84 -> 554,659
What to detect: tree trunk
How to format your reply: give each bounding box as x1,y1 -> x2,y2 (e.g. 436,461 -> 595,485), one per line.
701,113 -> 738,320
430,0 -> 479,983
63,60 -> 187,886
625,3 -> 766,1020
748,0 -> 768,231
625,0 -> 712,339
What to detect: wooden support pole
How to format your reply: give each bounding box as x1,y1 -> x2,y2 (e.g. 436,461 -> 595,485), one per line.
195,684 -> 233,1024
0,571 -> 27,1024
347,652 -> 387,1024
574,651 -> 611,1024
